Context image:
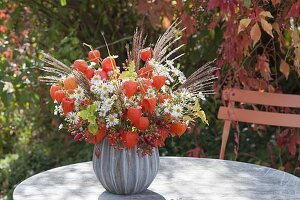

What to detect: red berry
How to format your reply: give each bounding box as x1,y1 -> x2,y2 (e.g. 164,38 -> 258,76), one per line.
74,133 -> 83,141
102,56 -> 116,72
73,59 -> 88,73
88,50 -> 101,63
94,69 -> 108,80
154,128 -> 168,147
140,47 -> 153,62
50,85 -> 61,100
159,128 -> 168,140
54,90 -> 65,102
134,117 -> 149,131
152,75 -> 166,90
85,67 -> 95,80
123,131 -> 138,149
127,107 -> 142,123
122,80 -> 138,98
62,97 -> 74,115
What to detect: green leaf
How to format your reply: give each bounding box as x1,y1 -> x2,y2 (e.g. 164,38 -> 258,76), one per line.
119,61 -> 137,80
60,0 -> 67,6
88,123 -> 98,134
194,99 -> 209,125
182,115 -> 194,122
87,115 -> 96,123
87,104 -> 97,113
78,104 -> 98,123
128,61 -> 136,73
77,110 -> 89,120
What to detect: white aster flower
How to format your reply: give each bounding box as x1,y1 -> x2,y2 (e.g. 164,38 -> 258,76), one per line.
105,83 -> 114,92
145,88 -> 156,98
54,105 -> 63,115
111,79 -> 119,87
164,107 -> 171,114
198,92 -> 206,101
104,98 -> 114,107
102,93 -> 109,100
106,113 -> 119,128
98,108 -> 107,117
94,101 -> 102,110
71,86 -> 85,100
74,101 -> 81,112
111,94 -> 118,100
180,89 -> 193,99
91,75 -> 102,85
66,112 -> 79,124
171,104 -> 183,118
58,123 -> 63,130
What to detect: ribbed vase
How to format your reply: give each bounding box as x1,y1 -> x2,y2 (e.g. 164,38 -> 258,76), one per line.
92,139 -> 160,195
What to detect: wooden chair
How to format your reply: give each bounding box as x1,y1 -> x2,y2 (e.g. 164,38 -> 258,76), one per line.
218,88 -> 300,159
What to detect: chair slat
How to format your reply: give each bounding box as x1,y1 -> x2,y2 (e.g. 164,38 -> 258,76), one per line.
218,107 -> 300,128
222,89 -> 300,108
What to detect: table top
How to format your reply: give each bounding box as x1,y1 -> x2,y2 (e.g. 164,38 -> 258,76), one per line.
13,157 -> 300,200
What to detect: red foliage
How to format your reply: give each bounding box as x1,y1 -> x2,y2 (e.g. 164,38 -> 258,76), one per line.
136,0 -> 300,171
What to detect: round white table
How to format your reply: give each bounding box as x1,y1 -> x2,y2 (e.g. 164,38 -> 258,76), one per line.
13,157 -> 300,200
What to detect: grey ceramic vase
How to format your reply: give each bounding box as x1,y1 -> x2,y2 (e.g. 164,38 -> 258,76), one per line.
92,139 -> 160,195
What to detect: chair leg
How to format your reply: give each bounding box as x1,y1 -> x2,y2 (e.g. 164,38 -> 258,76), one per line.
219,120 -> 231,159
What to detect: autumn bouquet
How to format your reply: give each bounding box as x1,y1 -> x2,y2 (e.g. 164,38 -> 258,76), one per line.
40,21 -> 217,156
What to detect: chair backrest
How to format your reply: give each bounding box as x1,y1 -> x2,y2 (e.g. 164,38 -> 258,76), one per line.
218,88 -> 300,128
218,88 -> 300,159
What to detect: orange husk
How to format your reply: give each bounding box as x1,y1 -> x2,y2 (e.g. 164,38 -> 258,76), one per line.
134,117 -> 149,130
122,131 -> 138,149
85,127 -> 106,144
127,107 -> 142,123
139,79 -> 152,96
138,65 -> 154,78
122,80 -> 138,98
152,75 -> 166,90
158,93 -> 171,104
170,122 -> 187,137
50,85 -> 61,100
141,98 -> 156,114
64,76 -> 78,90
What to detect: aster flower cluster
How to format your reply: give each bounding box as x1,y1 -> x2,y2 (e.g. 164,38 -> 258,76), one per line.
42,23 -> 215,155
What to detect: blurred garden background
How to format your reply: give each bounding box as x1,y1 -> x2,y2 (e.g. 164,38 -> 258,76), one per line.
0,0 -> 299,199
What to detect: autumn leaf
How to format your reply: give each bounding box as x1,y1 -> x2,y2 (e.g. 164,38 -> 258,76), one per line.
288,141 -> 296,156
280,60 -> 290,80
259,11 -> 273,19
256,54 -> 271,81
290,29 -> 300,46
162,16 -> 171,30
250,23 -> 261,46
286,1 -> 300,19
272,22 -> 284,44
294,47 -> 300,76
238,18 -> 251,33
271,0 -> 281,5
260,18 -> 273,37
